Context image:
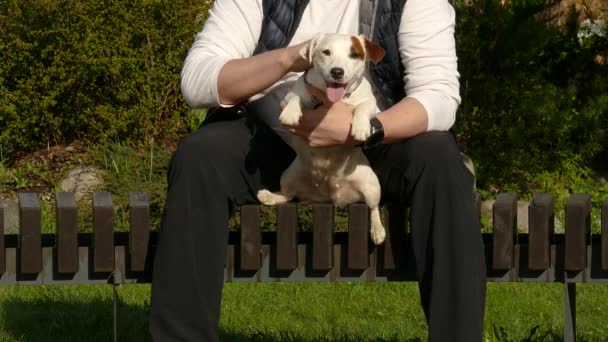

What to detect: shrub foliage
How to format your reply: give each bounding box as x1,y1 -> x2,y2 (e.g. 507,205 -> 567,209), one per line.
454,0 -> 608,191
0,0 -> 212,157
1,0 -> 606,193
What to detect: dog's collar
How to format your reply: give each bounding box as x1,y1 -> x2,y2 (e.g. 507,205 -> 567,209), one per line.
303,70 -> 356,105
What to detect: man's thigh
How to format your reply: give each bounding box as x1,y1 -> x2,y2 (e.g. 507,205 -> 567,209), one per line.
363,131 -> 467,204
183,116 -> 295,204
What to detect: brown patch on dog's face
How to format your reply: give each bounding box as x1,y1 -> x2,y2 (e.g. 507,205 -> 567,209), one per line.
350,36 -> 365,61
363,38 -> 385,64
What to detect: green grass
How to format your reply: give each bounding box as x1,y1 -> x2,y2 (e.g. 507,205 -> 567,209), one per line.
0,282 -> 605,341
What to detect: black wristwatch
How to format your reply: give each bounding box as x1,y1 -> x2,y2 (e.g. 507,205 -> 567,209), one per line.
362,116 -> 384,149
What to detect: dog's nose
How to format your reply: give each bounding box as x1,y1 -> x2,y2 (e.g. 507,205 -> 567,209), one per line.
330,67 -> 344,80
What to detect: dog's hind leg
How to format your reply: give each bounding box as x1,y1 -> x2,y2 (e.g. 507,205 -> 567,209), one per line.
257,190 -> 292,206
256,160 -> 299,206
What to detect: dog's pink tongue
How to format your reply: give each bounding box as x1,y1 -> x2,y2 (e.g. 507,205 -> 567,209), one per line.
326,86 -> 346,103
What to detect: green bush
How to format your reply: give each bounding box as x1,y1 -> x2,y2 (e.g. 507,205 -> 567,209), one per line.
1,0 -> 606,201
0,0 -> 212,158
454,0 -> 608,193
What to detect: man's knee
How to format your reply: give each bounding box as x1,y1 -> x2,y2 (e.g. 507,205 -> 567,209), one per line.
172,120 -> 247,171
405,131 -> 464,172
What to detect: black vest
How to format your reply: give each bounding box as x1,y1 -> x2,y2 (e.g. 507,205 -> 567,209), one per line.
253,0 -> 407,107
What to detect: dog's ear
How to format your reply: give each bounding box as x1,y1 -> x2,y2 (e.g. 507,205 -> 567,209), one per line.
363,37 -> 385,64
299,33 -> 323,63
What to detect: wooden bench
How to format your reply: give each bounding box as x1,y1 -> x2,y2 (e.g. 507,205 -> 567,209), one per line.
1,191 -> 607,342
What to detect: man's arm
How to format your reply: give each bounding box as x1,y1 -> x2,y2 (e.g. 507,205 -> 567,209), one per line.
217,44 -> 310,106
377,0 -> 461,141
375,97 -> 428,143
181,0 -> 309,109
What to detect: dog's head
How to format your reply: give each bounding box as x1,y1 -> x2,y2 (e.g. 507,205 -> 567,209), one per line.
299,33 -> 385,103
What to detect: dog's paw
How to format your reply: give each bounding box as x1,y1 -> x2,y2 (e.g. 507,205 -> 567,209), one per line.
370,224 -> 386,245
257,189 -> 278,206
351,120 -> 371,141
257,189 -> 291,206
279,110 -> 302,126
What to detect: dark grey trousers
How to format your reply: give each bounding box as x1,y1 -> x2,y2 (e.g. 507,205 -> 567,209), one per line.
149,115 -> 486,341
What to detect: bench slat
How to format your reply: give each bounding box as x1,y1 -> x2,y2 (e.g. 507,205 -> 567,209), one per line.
276,203 -> 297,271
129,192 -> 150,273
348,203 -> 369,270
493,193 -> 517,270
312,203 -> 333,271
240,205 -> 260,271
93,192 -> 114,273
528,193 -> 554,270
56,192 -> 78,273
565,194 -> 591,272
603,200 -> 608,271
18,193 -> 42,274
0,201 -> 5,273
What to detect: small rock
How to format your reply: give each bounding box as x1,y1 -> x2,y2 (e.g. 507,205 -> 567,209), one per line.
554,217 -> 564,234
59,167 -> 104,201
517,200 -> 529,233
481,199 -> 564,234
481,199 -> 494,218
0,199 -> 19,234
481,199 -> 528,232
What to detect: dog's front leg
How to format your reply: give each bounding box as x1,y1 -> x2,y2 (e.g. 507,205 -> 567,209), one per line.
350,101 -> 376,142
279,93 -> 303,126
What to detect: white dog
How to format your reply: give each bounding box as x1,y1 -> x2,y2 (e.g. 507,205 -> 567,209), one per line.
257,33 -> 387,245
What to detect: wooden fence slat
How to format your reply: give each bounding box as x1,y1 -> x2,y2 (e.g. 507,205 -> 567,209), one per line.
382,204 -> 407,271
55,192 -> 78,273
0,201 -> 5,273
603,200 -> 608,271
528,193 -> 554,270
276,203 -> 297,271
312,203 -> 334,271
18,193 -> 42,274
565,194 -> 591,272
347,203 -> 369,270
493,193 -> 517,270
240,205 -> 260,271
129,192 -> 150,273
93,192 -> 114,273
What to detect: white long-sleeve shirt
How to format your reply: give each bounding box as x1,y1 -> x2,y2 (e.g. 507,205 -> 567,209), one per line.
181,0 -> 461,133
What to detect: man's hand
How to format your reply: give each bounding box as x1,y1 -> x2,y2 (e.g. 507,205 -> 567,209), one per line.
281,85 -> 357,147
281,41 -> 312,73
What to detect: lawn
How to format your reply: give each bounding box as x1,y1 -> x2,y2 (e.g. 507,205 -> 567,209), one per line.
1,141 -> 607,342
0,282 -> 605,341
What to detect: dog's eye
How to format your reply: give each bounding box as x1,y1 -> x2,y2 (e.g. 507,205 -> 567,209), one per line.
322,49 -> 331,56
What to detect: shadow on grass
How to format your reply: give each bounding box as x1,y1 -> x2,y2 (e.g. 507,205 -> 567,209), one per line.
1,299 -> 147,342
1,298 -> 599,342
218,332 -> 424,342
0,298 -> 424,342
